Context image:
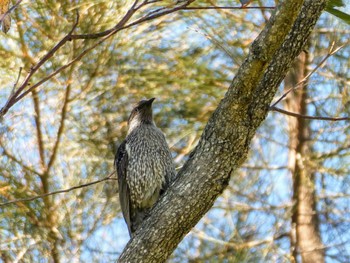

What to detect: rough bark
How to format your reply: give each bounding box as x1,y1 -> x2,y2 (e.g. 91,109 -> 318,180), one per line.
118,1 -> 327,262
286,54 -> 325,262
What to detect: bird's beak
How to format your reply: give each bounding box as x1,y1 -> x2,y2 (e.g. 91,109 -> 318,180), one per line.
147,98 -> 156,105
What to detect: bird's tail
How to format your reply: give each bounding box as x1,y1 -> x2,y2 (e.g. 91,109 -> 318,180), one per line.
130,207 -> 150,237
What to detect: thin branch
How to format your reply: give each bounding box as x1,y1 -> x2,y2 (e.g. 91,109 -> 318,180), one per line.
0,12 -> 80,117
123,0 -> 196,29
69,0 -> 142,40
192,230 -> 289,250
270,106 -> 350,121
187,26 -> 234,58
0,172 -> 116,207
0,2 -> 139,116
182,5 -> 275,10
271,42 -> 344,107
0,67 -> 22,121
10,67 -> 22,95
241,164 -> 288,170
12,29 -> 123,104
315,143 -> 350,160
0,1 -> 197,117
45,86 -> 70,173
17,17 -> 48,172
318,192 -> 350,200
0,142 -> 42,176
46,47 -> 77,173
32,90 -> 46,170
69,0 -> 194,40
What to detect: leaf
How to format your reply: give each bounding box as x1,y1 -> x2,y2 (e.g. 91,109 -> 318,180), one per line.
326,6 -> 350,25
1,14 -> 10,33
326,0 -> 344,8
0,0 -> 11,33
325,0 -> 350,25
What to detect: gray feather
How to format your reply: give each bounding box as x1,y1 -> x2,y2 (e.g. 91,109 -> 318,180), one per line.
115,98 -> 176,237
115,140 -> 132,236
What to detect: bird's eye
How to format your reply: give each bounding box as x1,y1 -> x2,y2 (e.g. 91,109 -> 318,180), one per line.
133,107 -> 141,114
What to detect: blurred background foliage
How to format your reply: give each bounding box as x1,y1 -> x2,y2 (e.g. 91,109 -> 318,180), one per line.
0,0 -> 349,262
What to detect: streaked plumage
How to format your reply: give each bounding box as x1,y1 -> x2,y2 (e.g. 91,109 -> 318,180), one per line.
115,98 -> 175,237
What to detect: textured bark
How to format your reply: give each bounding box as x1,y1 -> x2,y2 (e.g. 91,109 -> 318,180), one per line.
119,1 -> 327,262
287,54 -> 325,262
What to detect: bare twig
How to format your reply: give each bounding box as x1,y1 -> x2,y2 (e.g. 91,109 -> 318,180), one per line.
182,5 -> 274,10
271,43 -> 344,108
0,172 -> 116,207
0,0 -> 274,118
31,89 -> 46,170
123,0 -> 195,29
12,29 -> 124,104
187,26 -> 234,58
270,106 -> 350,121
241,164 -> 288,170
193,229 -> 288,250
69,0 -> 143,40
0,11 -> 80,117
318,192 -> 350,200
46,46 -> 77,174
0,1 -> 199,117
0,142 -> 42,176
0,67 -> 22,119
12,67 -> 22,94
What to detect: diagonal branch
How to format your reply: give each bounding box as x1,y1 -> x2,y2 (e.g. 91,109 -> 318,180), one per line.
0,172 -> 116,207
182,5 -> 274,10
32,89 -> 46,170
46,49 -> 77,174
0,1 -> 196,118
0,12 -> 80,117
118,0 -> 328,262
270,106 -> 350,121
271,42 -> 344,108
193,230 -> 289,250
0,143 -> 42,176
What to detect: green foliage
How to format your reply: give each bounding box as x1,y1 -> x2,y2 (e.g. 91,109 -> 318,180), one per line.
326,0 -> 350,24
0,0 -> 350,262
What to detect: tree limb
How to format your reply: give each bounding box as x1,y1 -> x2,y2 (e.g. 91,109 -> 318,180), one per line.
271,42 -> 344,108
118,0 -> 328,262
0,172 -> 116,207
182,5 -> 274,10
0,1 -> 196,118
270,106 -> 350,121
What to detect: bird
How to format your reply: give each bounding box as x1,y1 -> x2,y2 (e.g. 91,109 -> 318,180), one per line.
115,98 -> 175,237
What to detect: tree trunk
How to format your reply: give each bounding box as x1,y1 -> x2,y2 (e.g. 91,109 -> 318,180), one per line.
119,1 -> 327,262
286,53 -> 325,262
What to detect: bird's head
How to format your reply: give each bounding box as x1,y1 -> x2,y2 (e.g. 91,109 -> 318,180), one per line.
128,98 -> 155,131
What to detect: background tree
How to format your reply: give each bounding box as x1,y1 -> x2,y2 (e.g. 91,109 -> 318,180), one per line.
0,0 -> 349,262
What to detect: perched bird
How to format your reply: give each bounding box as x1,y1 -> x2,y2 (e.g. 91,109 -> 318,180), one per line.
115,98 -> 175,237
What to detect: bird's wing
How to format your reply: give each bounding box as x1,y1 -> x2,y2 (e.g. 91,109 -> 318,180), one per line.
115,140 -> 132,236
